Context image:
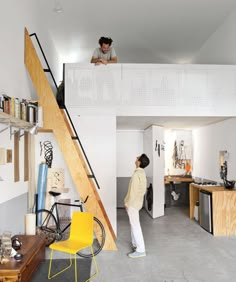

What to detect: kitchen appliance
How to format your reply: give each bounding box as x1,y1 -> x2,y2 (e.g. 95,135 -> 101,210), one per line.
193,181 -> 217,186
199,190 -> 212,234
220,161 -> 235,189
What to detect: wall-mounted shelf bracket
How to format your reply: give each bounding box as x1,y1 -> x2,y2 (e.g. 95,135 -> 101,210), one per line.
0,112 -> 37,137
10,126 -> 25,139
19,129 -> 26,138
0,124 -> 10,133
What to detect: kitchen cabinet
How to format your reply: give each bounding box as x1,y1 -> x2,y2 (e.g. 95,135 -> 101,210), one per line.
189,183 -> 236,236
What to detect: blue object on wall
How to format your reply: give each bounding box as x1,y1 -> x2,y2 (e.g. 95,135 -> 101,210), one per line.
37,163 -> 48,224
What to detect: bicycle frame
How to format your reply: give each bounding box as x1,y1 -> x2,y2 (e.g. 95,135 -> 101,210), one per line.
48,201 -> 83,234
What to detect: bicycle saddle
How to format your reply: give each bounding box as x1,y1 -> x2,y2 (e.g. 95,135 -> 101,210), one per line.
49,191 -> 61,197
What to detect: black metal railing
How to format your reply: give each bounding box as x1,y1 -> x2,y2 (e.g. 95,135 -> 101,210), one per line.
30,33 -> 58,89
30,33 -> 100,189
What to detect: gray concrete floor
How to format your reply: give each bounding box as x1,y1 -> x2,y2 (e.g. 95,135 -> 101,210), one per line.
92,207 -> 236,282
46,207 -> 236,281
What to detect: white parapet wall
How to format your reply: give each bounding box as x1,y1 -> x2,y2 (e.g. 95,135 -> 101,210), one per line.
65,63 -> 236,116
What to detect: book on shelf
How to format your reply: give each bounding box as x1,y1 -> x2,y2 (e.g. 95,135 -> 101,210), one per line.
10,97 -> 15,116
0,95 -> 3,110
20,101 -> 27,121
14,98 -> 20,119
26,101 -> 38,124
0,94 -> 6,111
1,94 -> 11,114
0,95 -> 39,124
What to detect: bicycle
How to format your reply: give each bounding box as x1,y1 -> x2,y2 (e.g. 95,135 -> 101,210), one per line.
35,192 -> 106,258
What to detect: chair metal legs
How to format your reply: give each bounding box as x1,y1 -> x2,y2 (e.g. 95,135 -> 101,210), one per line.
48,250 -> 75,280
48,247 -> 98,282
85,246 -> 98,282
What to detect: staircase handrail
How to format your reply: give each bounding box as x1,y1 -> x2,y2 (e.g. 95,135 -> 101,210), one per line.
29,32 -> 100,189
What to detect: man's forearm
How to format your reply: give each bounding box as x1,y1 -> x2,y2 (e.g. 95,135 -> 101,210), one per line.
91,57 -> 101,63
91,57 -> 117,64
107,57 -> 117,64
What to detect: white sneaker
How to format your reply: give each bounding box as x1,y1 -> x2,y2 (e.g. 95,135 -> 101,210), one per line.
128,251 -> 146,258
171,191 -> 180,201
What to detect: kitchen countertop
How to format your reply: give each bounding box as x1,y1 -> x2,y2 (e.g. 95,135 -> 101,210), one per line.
164,175 -> 193,184
190,183 -> 236,193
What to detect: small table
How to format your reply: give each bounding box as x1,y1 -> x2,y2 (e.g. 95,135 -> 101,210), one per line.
0,235 -> 46,282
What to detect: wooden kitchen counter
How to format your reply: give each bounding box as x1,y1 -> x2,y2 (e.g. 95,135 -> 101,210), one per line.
189,183 -> 236,236
164,175 -> 193,184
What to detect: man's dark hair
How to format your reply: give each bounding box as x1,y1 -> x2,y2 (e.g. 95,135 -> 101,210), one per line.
139,154 -> 150,169
99,37 -> 113,47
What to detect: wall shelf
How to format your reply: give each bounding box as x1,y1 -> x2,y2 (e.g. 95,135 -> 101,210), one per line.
0,111 -> 35,132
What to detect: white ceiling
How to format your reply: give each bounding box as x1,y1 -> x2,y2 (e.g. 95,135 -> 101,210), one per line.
40,0 -> 236,64
39,0 -> 236,130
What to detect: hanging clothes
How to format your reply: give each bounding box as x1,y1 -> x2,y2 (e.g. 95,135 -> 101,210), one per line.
172,140 -> 178,168
146,183 -> 153,211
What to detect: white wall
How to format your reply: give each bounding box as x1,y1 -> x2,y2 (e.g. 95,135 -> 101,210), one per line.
68,111 -> 117,234
116,130 -> 144,208
0,129 -> 27,204
0,0 -> 38,100
194,9 -> 236,64
0,0 -> 61,99
117,130 -> 144,177
0,0 -> 62,205
192,118 -> 236,182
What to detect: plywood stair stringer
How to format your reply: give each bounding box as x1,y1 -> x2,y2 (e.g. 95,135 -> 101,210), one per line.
24,28 -> 116,251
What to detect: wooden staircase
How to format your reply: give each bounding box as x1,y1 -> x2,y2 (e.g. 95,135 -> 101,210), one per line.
24,28 -> 117,251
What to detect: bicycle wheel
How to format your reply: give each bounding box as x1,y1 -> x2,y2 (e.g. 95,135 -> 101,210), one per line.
77,217 -> 106,258
36,209 -> 59,246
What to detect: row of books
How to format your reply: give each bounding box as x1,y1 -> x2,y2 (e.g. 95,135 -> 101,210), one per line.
0,94 -> 38,124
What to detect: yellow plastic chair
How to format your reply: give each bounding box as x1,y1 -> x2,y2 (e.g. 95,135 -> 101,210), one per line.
48,211 -> 98,282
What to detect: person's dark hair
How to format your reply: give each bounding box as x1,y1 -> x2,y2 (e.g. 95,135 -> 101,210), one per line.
99,37 -> 113,47
139,154 -> 150,169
